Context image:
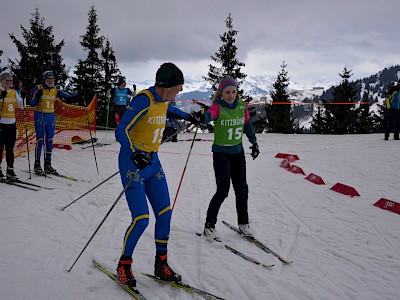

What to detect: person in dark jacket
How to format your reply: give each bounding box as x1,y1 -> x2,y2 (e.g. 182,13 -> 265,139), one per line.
384,84 -> 400,140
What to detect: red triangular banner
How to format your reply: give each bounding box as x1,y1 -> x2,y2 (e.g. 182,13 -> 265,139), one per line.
275,153 -> 299,161
305,173 -> 325,185
287,165 -> 306,175
330,183 -> 360,197
374,198 -> 400,215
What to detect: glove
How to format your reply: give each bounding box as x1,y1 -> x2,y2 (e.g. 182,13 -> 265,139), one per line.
250,143 -> 260,160
0,90 -> 7,99
187,110 -> 204,125
131,151 -> 153,169
35,89 -> 43,99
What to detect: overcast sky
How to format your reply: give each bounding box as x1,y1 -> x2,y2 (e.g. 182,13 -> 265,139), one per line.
1,0 -> 399,84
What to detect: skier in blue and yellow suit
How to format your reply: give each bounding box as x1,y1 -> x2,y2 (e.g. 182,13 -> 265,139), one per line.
115,63 -> 199,289
29,71 -> 80,175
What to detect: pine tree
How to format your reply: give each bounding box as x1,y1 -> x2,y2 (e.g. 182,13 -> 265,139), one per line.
268,62 -> 297,133
204,13 -> 249,100
354,90 -> 374,133
99,38 -> 121,127
323,67 -> 357,134
71,5 -> 104,106
8,8 -> 68,91
311,106 -> 328,134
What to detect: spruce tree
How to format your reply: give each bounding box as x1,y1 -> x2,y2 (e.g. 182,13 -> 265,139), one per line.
323,67 -> 357,134
311,106 -> 328,134
8,8 -> 68,91
354,90 -> 374,133
71,5 -> 104,106
204,13 -> 249,100
99,38 -> 121,126
268,62 -> 297,133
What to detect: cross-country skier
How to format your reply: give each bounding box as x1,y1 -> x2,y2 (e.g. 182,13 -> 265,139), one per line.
0,70 -> 24,180
115,62 -> 199,288
29,71 -> 80,175
194,76 -> 260,241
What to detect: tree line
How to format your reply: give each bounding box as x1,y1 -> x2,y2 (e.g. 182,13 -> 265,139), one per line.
1,6 -> 120,127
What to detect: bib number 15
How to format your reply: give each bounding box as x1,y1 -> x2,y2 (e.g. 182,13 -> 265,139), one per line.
227,127 -> 242,140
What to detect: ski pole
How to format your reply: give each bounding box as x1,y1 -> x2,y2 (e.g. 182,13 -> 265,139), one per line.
61,170 -> 119,211
66,177 -> 133,272
61,121 -> 193,211
172,125 -> 199,211
40,92 -> 47,179
104,89 -> 111,144
23,108 -> 32,179
82,89 -> 99,175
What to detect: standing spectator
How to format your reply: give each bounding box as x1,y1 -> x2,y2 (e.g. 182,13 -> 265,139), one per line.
29,71 -> 80,175
0,70 -> 24,180
110,77 -> 133,125
14,79 -> 27,102
195,76 -> 260,241
114,62 -> 199,289
384,83 -> 400,140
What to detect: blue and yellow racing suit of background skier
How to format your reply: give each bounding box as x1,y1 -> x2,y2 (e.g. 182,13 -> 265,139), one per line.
115,86 -> 190,257
30,84 -> 79,161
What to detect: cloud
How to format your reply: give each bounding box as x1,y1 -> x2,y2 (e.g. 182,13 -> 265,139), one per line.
1,0 -> 399,84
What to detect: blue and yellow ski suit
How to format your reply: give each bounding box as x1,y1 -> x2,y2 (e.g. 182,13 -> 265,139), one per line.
115,86 -> 190,257
29,83 -> 79,161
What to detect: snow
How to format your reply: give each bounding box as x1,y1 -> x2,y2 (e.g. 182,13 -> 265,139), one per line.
1,131 -> 400,300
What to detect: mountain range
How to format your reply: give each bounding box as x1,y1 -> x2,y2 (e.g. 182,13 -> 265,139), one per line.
128,65 -> 400,107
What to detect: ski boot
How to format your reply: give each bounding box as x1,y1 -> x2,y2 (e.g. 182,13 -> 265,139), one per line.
6,167 -> 18,180
44,160 -> 58,175
34,160 -> 44,175
203,222 -> 220,241
154,252 -> 181,282
239,223 -> 254,238
117,255 -> 136,288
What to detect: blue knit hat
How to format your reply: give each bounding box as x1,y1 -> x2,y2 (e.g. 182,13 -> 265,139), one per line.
219,78 -> 237,92
43,70 -> 54,80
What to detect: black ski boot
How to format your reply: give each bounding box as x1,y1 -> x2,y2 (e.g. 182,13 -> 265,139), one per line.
154,252 -> 181,282
44,160 -> 58,175
117,255 -> 136,288
6,167 -> 18,180
34,160 -> 43,175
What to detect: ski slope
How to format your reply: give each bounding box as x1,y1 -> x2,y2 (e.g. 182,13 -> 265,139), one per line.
1,131 -> 400,300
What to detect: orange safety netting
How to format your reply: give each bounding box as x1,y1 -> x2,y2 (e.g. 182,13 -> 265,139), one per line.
12,94 -> 98,158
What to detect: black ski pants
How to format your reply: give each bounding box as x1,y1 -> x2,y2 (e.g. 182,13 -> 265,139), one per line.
0,123 -> 17,168
206,151 -> 249,226
385,108 -> 400,139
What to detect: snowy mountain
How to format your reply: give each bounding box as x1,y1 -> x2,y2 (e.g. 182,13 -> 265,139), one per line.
129,65 -> 400,104
128,75 -> 337,103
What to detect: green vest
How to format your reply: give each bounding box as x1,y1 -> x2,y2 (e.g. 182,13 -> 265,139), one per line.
214,100 -> 246,146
